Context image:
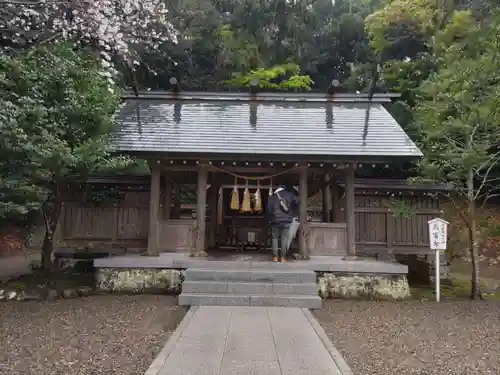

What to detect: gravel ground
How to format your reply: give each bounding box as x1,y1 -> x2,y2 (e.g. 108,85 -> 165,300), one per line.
0,295 -> 186,375
314,300 -> 500,375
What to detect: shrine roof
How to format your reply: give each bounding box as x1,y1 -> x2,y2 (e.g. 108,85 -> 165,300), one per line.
113,91 -> 422,160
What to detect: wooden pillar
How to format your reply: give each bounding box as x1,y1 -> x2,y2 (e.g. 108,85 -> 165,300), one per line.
322,173 -> 331,222
344,165 -> 356,259
331,181 -> 342,222
207,175 -> 219,249
163,173 -> 173,220
194,165 -> 208,256
298,164 -> 309,259
172,183 -> 181,219
379,212 -> 396,261
147,161 -> 161,256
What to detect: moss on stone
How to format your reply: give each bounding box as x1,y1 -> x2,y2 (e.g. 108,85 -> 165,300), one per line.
318,273 -> 411,300
95,268 -> 183,294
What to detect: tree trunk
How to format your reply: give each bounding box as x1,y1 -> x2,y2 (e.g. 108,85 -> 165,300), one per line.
41,197 -> 62,274
468,200 -> 481,299
467,168 -> 481,300
41,229 -> 54,272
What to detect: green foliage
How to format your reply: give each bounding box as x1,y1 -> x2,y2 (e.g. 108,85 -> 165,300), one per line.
358,0 -> 500,153
93,158 -> 150,176
83,186 -> 125,206
487,223 -> 500,237
433,10 -> 477,52
411,275 -> 500,300
132,0 -> 375,91
416,13 -> 500,199
215,24 -> 261,74
384,198 -> 416,218
414,11 -> 500,298
226,63 -> 313,90
381,56 -> 435,97
0,41 -> 130,228
365,0 -> 447,54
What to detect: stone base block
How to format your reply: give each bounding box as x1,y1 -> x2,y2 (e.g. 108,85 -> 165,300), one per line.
95,267 -> 183,293
317,272 -> 411,300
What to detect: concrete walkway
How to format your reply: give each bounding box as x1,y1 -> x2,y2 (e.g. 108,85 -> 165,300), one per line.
146,306 -> 353,375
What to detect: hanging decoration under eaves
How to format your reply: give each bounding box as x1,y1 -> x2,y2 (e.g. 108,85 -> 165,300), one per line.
230,177 -> 240,211
209,164 -> 301,212
240,180 -> 252,213
254,181 -> 263,213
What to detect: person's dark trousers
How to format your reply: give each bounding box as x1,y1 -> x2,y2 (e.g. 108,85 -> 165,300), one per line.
271,223 -> 290,258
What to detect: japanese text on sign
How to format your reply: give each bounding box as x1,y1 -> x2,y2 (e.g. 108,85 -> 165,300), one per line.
428,218 -> 448,250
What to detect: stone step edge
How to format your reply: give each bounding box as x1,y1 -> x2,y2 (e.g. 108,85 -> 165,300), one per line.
178,293 -> 322,308
182,281 -> 318,295
183,280 -> 318,285
185,268 -> 316,274
179,293 -> 321,299
184,269 -> 317,282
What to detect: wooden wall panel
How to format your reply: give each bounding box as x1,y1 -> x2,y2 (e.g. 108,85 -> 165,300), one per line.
306,223 -> 347,256
58,188 -> 443,256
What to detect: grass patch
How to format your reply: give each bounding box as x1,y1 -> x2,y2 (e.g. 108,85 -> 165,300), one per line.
411,273 -> 500,300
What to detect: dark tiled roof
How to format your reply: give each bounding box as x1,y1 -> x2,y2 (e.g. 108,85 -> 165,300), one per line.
113,97 -> 422,159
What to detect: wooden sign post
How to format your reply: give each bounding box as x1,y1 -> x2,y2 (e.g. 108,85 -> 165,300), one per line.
428,218 -> 449,302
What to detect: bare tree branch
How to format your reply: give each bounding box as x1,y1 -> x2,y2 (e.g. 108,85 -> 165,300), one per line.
441,191 -> 471,231
473,152 -> 500,201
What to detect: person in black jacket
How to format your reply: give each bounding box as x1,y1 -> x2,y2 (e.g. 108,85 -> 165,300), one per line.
266,185 -> 299,262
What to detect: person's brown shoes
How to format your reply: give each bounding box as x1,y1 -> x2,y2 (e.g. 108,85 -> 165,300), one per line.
272,256 -> 279,262
280,257 -> 287,263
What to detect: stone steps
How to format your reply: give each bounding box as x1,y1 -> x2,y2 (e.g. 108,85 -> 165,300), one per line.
183,280 -> 317,295
178,293 -> 322,308
184,268 -> 316,283
179,268 -> 321,309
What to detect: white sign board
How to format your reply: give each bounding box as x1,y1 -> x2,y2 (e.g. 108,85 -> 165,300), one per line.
428,218 -> 449,250
427,217 -> 449,303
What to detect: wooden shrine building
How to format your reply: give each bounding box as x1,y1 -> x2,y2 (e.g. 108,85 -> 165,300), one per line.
113,91 -> 422,259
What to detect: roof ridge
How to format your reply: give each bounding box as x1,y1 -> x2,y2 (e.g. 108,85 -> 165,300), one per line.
122,91 -> 399,103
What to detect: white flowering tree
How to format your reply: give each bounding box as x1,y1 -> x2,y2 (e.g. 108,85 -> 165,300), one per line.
0,0 -> 176,74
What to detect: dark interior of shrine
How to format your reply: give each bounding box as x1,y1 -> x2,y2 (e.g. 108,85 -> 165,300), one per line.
216,185 -> 297,253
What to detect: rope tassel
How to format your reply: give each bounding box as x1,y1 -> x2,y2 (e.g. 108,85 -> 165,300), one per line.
230,177 -> 240,211
254,181 -> 263,213
240,180 -> 252,213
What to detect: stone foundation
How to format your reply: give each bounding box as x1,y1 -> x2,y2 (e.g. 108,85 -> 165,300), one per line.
96,268 -> 183,293
94,267 -> 410,300
317,273 -> 411,300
